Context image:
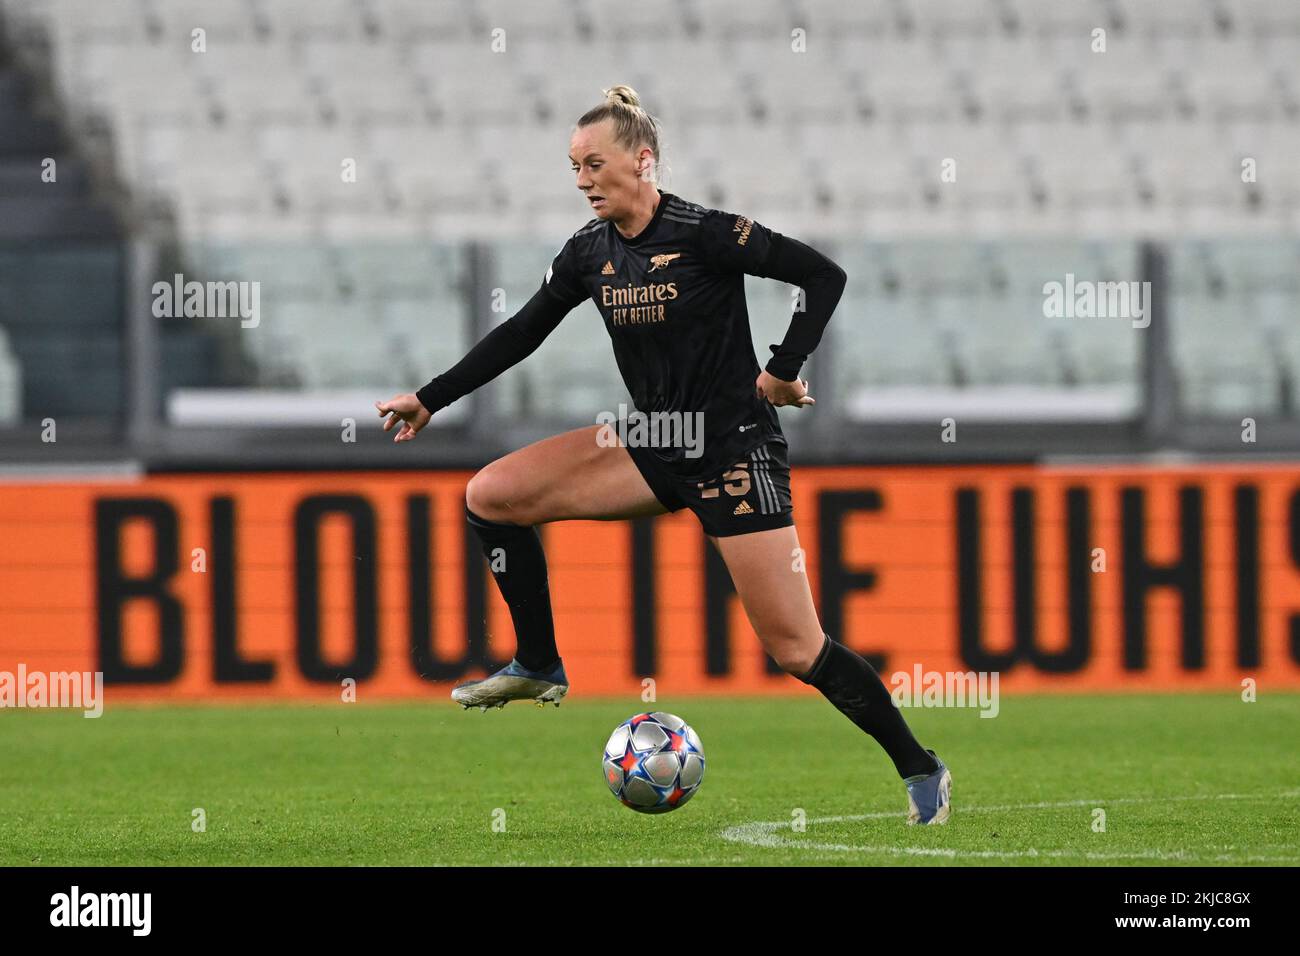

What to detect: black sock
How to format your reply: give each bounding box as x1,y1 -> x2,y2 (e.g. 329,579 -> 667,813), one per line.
466,505 -> 560,673
799,634 -> 938,779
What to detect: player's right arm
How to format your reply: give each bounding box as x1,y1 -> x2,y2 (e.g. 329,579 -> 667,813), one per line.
377,238 -> 588,442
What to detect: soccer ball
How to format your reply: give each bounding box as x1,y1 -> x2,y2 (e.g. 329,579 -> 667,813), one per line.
601,712 -> 705,813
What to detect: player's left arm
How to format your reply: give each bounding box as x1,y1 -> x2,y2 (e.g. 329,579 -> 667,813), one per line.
699,210 -> 847,407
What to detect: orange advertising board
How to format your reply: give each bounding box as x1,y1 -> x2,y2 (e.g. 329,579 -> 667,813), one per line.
1,463 -> 1299,700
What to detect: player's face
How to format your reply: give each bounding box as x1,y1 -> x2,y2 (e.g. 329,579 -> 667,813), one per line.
569,119 -> 651,220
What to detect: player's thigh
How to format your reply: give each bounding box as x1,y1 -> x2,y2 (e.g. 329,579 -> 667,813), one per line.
465,424 -> 668,525
711,525 -> 824,674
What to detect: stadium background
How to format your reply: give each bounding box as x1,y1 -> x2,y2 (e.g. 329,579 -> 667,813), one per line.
2,0 -> 1300,700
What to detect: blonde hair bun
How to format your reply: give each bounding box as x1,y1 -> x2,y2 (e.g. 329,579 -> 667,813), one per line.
602,85 -> 641,109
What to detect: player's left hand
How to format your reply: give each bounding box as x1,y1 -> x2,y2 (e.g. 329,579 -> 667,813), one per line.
756,369 -> 814,409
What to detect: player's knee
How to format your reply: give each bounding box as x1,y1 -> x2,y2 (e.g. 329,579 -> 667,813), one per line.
465,466 -> 529,525
761,630 -> 822,676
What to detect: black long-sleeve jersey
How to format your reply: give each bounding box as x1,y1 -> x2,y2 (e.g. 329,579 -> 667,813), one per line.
417,190 -> 847,483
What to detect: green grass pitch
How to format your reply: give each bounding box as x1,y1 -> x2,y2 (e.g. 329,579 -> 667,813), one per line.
2,693 -> 1297,866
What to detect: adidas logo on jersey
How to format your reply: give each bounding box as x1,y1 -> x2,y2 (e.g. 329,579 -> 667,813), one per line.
601,260 -> 615,275
733,500 -> 754,516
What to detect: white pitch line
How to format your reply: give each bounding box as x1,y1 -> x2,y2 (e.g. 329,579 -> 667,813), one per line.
719,791 -> 1300,862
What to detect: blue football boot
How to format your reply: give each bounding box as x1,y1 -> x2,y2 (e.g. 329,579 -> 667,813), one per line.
451,657 -> 569,710
904,750 -> 952,825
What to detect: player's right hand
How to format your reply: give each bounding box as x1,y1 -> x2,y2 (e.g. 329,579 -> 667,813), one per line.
755,369 -> 815,409
375,393 -> 432,443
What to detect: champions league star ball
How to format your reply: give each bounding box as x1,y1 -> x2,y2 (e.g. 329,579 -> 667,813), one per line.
601,712 -> 706,813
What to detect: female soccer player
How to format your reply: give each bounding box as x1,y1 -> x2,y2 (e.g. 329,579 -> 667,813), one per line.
376,86 -> 951,823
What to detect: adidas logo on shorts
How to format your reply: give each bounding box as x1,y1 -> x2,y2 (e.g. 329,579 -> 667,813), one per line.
733,500 -> 753,516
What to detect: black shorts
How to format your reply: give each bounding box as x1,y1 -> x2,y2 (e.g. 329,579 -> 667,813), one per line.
626,439 -> 794,537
